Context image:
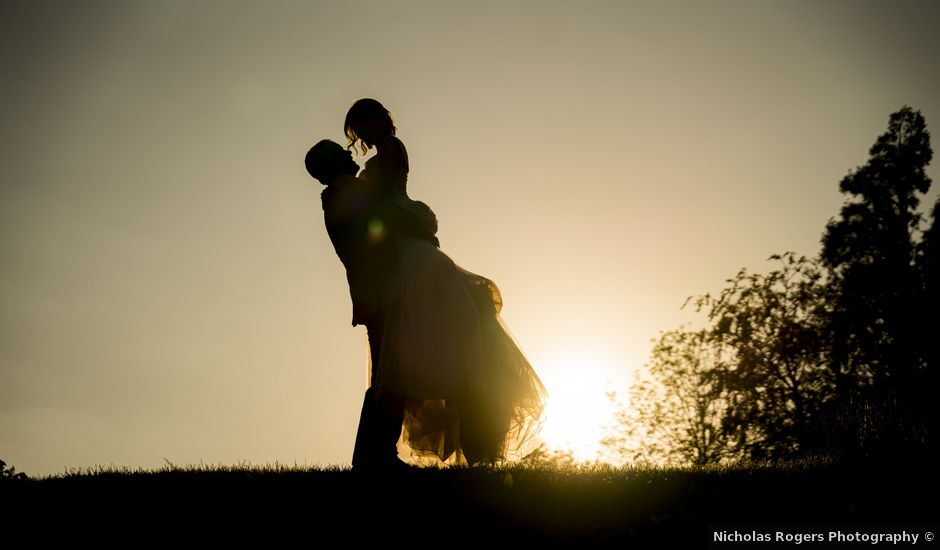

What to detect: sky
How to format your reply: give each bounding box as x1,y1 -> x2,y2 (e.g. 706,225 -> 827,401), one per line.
2,0 -> 939,477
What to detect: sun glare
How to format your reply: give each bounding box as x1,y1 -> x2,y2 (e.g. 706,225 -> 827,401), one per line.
537,351 -> 622,463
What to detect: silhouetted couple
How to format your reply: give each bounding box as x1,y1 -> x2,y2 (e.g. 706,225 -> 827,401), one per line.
306,99 -> 546,471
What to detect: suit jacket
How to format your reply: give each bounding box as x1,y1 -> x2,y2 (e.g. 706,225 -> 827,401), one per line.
321,174 -> 438,326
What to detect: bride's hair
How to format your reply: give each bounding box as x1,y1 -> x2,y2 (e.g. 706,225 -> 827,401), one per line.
344,98 -> 397,156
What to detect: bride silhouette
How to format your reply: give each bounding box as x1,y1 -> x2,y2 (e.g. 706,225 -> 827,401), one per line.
309,99 -> 547,469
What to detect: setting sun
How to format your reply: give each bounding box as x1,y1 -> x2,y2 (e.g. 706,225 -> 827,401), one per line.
536,351 -> 622,463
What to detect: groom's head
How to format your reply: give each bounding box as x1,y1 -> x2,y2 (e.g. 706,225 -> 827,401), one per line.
305,139 -> 359,185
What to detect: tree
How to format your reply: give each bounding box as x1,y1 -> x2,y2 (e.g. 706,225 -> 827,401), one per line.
609,254 -> 835,464
916,194 -> 938,373
604,328 -> 742,465
820,106 -> 932,388
609,107 -> 933,464
820,106 -> 933,457
914,194 -> 939,454
690,253 -> 835,460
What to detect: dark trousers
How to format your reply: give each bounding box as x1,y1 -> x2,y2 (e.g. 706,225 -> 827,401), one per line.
351,310 -> 406,467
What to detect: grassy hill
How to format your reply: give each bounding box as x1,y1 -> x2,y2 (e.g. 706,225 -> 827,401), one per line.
3,459 -> 936,546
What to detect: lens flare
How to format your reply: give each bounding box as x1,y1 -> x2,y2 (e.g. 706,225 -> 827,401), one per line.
367,217 -> 385,243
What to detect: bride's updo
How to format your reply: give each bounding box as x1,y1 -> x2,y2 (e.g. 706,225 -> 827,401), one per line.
344,98 -> 397,156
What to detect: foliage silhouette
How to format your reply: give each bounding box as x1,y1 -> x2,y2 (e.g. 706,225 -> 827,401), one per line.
604,328 -> 739,465
617,106 -> 934,465
820,106 -> 933,460
918,194 -> 939,456
691,253 -> 835,460
0,459 -> 28,481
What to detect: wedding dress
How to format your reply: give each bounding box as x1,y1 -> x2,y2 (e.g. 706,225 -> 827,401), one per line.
371,235 -> 547,466
359,136 -> 547,466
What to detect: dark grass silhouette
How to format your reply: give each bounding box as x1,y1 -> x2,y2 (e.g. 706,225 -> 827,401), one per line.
5,459 -> 936,545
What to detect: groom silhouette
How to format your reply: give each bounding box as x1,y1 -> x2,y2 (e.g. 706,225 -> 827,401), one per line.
305,139 -> 438,471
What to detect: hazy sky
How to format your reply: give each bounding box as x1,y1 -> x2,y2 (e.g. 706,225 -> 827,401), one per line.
2,0 -> 938,476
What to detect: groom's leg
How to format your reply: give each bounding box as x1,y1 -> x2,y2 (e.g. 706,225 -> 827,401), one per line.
352,386 -> 405,469
353,312 -> 403,467
352,315 -> 384,469
367,311 -> 406,462
351,387 -> 376,469
374,387 -> 406,459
